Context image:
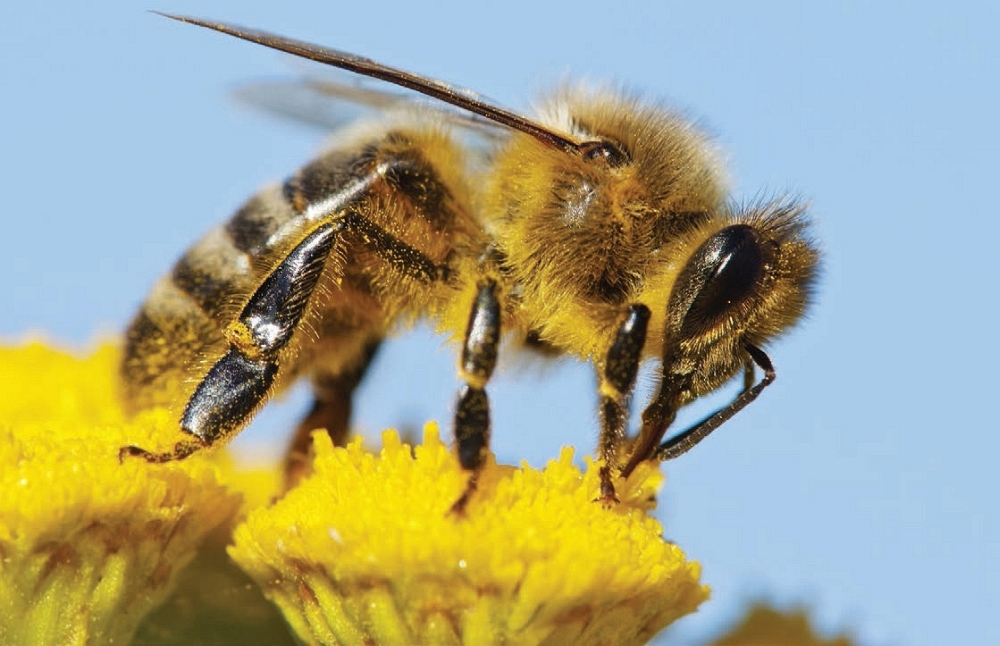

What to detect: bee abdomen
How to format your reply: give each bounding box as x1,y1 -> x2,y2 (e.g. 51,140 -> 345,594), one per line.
163,180 -> 313,325
169,226 -> 255,318
122,127 -> 470,414
121,186 -> 297,411
225,186 -> 301,255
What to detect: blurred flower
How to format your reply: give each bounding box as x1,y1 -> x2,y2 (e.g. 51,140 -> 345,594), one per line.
708,604 -> 855,646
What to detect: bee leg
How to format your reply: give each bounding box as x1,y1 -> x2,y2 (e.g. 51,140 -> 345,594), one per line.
449,278 -> 501,515
118,437 -> 207,463
334,212 -> 450,282
596,304 -> 651,504
620,343 -> 775,477
283,338 -> 382,488
651,343 -> 774,461
120,224 -> 339,463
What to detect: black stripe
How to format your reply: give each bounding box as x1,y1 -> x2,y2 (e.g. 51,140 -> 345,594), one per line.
170,252 -> 239,318
289,135 -> 457,231
225,189 -> 296,255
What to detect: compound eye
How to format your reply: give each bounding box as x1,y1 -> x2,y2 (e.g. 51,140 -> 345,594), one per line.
678,225 -> 765,337
579,139 -> 631,167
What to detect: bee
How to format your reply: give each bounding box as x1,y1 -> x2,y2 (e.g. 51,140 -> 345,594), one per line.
120,14 -> 819,508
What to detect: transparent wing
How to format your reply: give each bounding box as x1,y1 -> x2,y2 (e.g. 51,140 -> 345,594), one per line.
233,77 -> 509,143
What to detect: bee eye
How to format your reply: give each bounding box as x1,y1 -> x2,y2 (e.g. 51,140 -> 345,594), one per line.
579,140 -> 631,167
676,225 -> 765,337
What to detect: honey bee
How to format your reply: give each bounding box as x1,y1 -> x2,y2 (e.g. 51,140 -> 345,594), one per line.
120,14 -> 819,508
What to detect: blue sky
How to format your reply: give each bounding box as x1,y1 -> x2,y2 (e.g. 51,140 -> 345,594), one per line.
2,2 -> 996,644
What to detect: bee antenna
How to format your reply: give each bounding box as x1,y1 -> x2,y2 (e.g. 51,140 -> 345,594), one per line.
154,12 -> 583,154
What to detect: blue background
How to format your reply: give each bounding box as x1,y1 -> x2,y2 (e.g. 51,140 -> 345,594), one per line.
2,2 -> 996,644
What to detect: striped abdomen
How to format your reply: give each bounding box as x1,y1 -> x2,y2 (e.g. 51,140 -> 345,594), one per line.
120,125 -> 477,420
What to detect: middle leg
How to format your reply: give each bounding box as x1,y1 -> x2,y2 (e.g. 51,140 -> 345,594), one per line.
596,304 -> 651,503
449,276 -> 502,514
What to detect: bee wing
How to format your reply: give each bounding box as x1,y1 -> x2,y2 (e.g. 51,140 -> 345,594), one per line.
233,77 -> 510,143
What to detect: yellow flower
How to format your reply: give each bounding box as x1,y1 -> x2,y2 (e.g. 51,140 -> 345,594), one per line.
230,426 -> 708,645
0,340 -> 709,645
0,342 -> 241,645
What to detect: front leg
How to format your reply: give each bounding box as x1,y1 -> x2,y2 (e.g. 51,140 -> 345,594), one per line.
650,343 -> 775,463
596,304 -> 650,503
449,277 -> 501,514
619,343 -> 775,478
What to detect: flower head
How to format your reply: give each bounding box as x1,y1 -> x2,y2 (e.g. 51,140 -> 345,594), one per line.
0,342 -> 241,645
0,341 -> 710,645
710,604 -> 855,646
230,426 -> 708,645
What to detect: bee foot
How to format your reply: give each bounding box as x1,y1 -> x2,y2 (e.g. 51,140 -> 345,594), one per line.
594,466 -> 621,507
117,439 -> 205,464
448,473 -> 479,517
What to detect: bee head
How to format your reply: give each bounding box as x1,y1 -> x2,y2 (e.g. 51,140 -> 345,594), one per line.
661,198 -> 819,401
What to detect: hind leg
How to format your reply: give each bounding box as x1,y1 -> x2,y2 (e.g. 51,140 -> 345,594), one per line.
283,338 -> 382,488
